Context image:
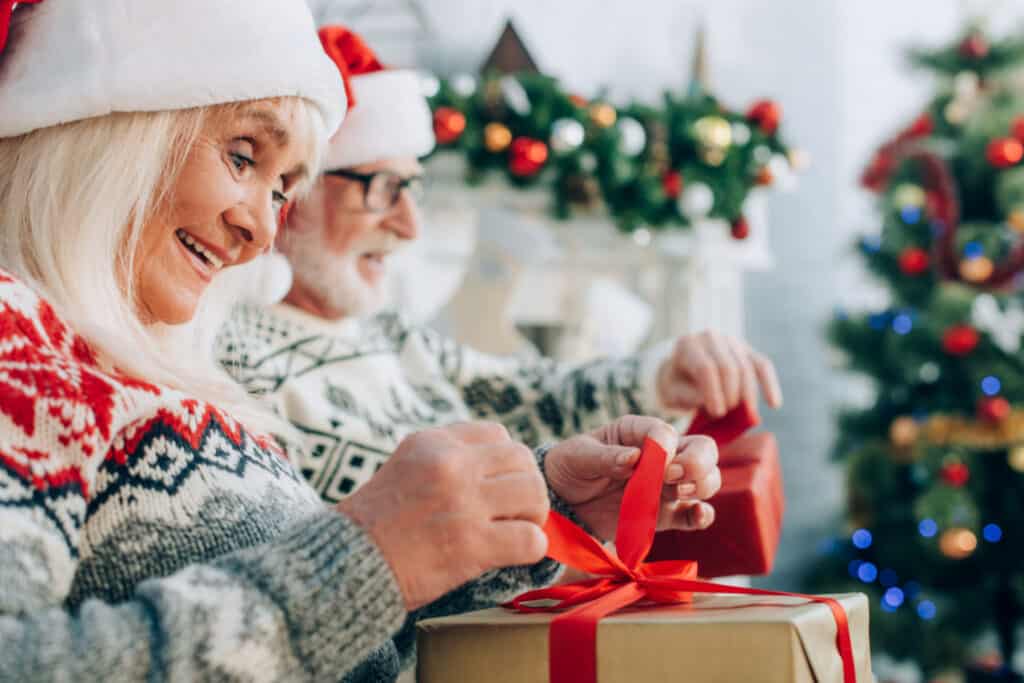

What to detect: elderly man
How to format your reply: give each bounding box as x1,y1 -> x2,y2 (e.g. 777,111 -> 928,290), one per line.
216,25 -> 783,506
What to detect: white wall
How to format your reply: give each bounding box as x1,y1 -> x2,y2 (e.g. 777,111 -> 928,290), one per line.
330,0 -> 1024,586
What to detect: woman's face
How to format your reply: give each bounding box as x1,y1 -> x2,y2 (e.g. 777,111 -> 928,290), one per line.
134,100 -> 314,325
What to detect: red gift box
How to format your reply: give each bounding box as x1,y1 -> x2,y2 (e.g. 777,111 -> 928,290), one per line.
647,431 -> 784,577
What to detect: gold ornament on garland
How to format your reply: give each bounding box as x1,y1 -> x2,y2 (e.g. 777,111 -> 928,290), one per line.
959,256 -> 995,283
923,409 -> 1024,449
938,528 -> 977,560
1009,209 -> 1024,233
589,102 -> 617,128
694,115 -> 732,167
892,183 -> 926,209
889,416 -> 920,448
484,122 -> 513,152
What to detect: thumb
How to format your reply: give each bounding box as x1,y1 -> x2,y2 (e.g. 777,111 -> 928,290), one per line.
559,439 -> 641,481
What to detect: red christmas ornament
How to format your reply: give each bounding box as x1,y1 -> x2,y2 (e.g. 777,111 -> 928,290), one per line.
1012,117 -> 1024,143
978,396 -> 1011,424
662,171 -> 683,199
959,33 -> 990,60
987,138 -> 1024,168
731,216 -> 751,240
756,166 -> 774,186
940,462 -> 970,488
942,324 -> 980,356
899,247 -> 930,275
746,100 -> 782,135
509,136 -> 549,177
432,107 -> 466,145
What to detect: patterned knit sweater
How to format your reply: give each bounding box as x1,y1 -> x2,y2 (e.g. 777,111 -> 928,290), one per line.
0,272 -> 560,682
217,302 -> 677,504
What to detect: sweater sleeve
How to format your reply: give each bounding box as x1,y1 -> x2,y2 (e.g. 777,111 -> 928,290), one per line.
0,486 -> 406,682
414,322 -> 689,445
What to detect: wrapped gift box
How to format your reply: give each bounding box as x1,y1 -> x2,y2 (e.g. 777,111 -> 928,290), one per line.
647,432 -> 783,577
417,592 -> 871,683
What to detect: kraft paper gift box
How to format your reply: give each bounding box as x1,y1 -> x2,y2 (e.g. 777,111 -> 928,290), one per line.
416,592 -> 872,683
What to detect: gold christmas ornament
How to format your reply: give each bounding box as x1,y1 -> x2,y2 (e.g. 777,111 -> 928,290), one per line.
889,416 -> 920,448
1008,209 -> 1024,233
484,122 -> 513,152
892,183 -> 926,209
1008,445 -> 1024,472
693,115 -> 733,150
939,528 -> 977,560
923,409 -> 1024,449
960,256 -> 995,283
700,148 -> 727,167
589,103 -> 617,128
945,100 -> 969,125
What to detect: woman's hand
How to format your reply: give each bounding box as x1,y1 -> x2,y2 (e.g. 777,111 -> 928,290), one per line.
336,422 -> 549,611
543,415 -> 721,542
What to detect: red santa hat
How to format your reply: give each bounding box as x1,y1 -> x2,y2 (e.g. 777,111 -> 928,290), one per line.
0,0 -> 346,138
318,25 -> 435,169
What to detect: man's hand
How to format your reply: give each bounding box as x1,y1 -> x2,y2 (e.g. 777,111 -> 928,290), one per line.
543,415 -> 720,542
657,331 -> 783,417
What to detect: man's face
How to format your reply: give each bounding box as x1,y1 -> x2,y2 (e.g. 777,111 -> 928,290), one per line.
281,156 -> 423,318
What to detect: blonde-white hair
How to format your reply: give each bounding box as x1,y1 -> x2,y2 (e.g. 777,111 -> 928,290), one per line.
0,98 -> 326,436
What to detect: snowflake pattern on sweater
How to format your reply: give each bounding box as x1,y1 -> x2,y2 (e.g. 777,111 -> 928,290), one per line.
0,271 -> 409,681
216,302 -> 671,505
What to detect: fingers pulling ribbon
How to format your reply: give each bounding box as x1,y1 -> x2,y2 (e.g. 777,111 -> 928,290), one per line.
505,405 -> 856,683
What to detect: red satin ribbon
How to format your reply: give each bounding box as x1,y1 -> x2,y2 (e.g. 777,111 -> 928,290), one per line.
506,433 -> 857,683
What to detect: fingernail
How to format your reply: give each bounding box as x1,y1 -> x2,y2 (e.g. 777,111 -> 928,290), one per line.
665,464 -> 684,481
678,482 -> 697,498
616,449 -> 639,466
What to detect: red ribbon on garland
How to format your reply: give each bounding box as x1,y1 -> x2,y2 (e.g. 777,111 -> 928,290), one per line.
506,419 -> 856,683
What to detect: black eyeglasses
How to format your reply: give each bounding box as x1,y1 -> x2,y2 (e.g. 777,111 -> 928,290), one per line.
324,168 -> 427,212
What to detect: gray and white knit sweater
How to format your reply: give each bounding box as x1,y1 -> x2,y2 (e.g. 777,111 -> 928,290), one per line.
216,302 -> 678,504
0,272 -> 561,682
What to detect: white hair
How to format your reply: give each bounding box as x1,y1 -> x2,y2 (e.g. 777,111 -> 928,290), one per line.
0,98 -> 326,436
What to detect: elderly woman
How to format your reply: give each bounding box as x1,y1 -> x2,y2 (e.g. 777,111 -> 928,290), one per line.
0,3 -> 720,682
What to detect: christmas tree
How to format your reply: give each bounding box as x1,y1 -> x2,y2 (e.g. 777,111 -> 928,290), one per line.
805,25 -> 1024,680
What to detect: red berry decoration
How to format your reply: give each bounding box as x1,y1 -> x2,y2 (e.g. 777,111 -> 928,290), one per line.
987,138 -> 1024,168
942,324 -> 980,356
756,166 -> 774,186
978,396 -> 1011,424
731,216 -> 750,240
940,462 -> 971,488
568,94 -> 589,108
508,136 -> 549,177
746,99 -> 781,135
662,171 -> 683,199
959,33 -> 990,60
899,247 -> 930,276
433,107 -> 466,145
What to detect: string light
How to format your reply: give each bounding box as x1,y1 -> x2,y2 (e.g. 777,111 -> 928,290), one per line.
919,519 -> 938,537
917,601 -> 937,620
892,313 -> 914,335
982,376 -> 1002,396
861,235 -> 882,253
852,529 -> 873,549
983,523 -> 1003,543
901,207 -> 922,224
857,562 -> 879,583
847,560 -> 863,578
964,241 -> 985,259
884,587 -> 906,608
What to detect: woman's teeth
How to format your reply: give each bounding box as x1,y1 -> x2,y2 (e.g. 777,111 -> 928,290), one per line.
176,229 -> 224,270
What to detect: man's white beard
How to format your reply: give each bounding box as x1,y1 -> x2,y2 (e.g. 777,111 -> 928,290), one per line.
283,234 -> 388,319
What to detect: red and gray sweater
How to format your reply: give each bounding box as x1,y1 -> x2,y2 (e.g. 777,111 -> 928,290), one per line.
0,271 -> 559,682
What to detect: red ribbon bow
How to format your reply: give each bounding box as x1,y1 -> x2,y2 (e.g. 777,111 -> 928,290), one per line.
506,408 -> 857,683
1,0 -> 43,56
317,25 -> 386,114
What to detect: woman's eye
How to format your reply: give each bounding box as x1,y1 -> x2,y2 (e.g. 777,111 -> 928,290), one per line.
272,191 -> 288,206
231,153 -> 254,171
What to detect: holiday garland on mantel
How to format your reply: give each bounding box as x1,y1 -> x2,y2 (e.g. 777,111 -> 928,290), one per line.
423,70 -> 803,239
